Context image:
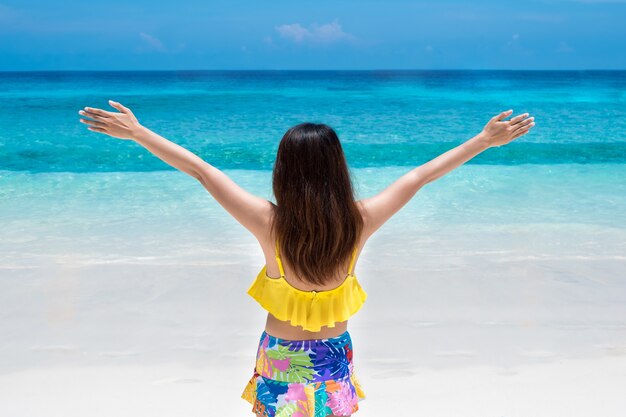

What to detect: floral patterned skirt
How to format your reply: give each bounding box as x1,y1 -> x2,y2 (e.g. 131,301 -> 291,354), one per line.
241,330 -> 366,417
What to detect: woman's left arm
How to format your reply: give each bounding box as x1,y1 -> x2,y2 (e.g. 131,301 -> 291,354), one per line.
78,100 -> 271,237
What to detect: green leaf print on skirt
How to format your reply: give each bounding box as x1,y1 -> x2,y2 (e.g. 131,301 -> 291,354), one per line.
266,343 -> 315,383
275,401 -> 299,417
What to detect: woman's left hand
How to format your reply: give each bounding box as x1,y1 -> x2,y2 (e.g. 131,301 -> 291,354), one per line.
78,100 -> 142,140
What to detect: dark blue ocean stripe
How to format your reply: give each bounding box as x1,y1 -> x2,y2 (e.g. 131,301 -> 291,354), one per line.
1,142 -> 624,172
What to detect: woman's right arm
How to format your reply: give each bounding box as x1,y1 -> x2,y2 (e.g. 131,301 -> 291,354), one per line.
358,110 -> 535,239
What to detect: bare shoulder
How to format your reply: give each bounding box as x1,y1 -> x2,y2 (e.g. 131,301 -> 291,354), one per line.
254,200 -> 277,247
355,198 -> 374,242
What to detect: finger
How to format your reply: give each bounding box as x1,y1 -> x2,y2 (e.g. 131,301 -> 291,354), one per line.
509,112 -> 530,125
82,107 -> 112,118
79,111 -> 106,122
513,118 -> 535,132
513,121 -> 535,135
79,110 -> 108,121
512,128 -> 531,140
493,109 -> 513,122
79,118 -> 106,128
108,100 -> 130,114
87,126 -> 107,133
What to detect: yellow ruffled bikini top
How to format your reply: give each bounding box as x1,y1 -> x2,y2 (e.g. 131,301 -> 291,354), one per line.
247,238 -> 367,332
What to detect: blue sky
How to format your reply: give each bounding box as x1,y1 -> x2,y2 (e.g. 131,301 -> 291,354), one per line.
1,0 -> 625,70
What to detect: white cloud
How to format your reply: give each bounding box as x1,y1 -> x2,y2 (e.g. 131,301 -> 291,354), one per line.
502,33 -> 534,57
276,23 -> 310,42
274,20 -> 356,44
139,32 -> 165,51
507,33 -> 520,46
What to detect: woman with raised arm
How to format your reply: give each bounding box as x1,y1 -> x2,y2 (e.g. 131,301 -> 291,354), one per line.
78,101 -> 534,417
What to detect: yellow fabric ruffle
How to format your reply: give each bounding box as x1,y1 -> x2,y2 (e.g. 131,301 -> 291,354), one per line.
247,265 -> 368,332
351,370 -> 367,402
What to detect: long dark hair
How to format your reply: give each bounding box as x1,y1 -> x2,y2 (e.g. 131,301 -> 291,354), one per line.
269,122 -> 364,286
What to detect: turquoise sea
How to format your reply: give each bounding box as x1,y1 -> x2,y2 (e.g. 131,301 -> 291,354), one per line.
1,70 -> 624,267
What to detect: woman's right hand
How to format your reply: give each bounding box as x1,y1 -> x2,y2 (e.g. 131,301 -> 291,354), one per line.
78,100 -> 143,140
480,110 -> 535,148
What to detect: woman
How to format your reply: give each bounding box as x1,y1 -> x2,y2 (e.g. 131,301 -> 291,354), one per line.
78,101 -> 534,416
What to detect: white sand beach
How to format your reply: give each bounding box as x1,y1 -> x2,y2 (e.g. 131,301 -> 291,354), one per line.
1,228 -> 625,416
